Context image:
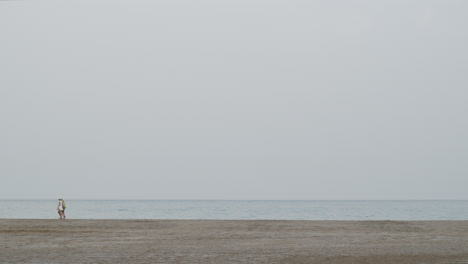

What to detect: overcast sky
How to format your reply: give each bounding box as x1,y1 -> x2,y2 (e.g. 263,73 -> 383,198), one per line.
1,0 -> 467,200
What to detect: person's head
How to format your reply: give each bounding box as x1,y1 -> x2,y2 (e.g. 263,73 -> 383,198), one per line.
58,196 -> 62,200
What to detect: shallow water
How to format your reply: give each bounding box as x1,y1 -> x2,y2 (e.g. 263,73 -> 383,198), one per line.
1,200 -> 467,220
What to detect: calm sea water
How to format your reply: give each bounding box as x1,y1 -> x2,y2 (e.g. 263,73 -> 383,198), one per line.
1,200 -> 467,220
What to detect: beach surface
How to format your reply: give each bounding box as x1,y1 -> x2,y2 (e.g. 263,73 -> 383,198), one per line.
1,219 -> 468,264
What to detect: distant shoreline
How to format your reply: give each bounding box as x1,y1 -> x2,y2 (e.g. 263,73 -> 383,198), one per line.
1,218 -> 468,221
2,199 -> 468,201
2,219 -> 468,263
3,200 -> 468,220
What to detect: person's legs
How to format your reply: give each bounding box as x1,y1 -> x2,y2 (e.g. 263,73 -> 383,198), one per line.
58,210 -> 62,219
63,209 -> 66,219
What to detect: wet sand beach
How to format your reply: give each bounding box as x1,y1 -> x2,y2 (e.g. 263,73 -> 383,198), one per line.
1,219 -> 468,263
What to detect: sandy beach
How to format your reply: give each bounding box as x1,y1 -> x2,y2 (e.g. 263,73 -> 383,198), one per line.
1,220 -> 468,263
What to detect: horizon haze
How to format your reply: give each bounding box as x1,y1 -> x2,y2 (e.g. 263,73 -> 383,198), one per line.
1,0 -> 468,200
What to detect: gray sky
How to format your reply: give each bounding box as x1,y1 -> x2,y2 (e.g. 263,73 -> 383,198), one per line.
1,0 -> 467,200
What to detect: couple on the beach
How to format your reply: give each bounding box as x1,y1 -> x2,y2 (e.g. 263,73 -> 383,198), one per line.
57,197 -> 66,219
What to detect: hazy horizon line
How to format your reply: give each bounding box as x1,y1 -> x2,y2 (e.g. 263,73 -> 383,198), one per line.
2,199 -> 467,201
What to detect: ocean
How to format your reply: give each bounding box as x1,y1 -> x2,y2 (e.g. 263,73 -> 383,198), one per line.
1,200 -> 467,220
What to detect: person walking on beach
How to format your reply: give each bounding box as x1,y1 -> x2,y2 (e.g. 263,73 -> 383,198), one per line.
57,197 -> 66,219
